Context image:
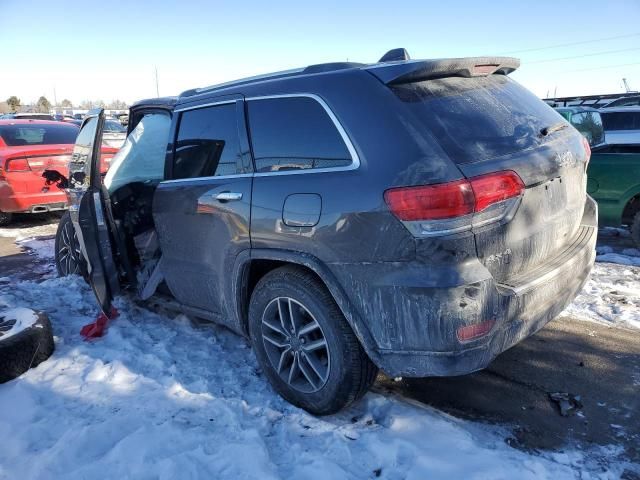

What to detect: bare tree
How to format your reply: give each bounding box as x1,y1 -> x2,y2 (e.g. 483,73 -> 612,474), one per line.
36,96 -> 52,113
6,96 -> 20,112
107,99 -> 128,110
79,99 -> 106,110
60,99 -> 73,108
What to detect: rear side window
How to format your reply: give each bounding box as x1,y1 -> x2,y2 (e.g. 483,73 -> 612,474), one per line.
601,112 -> 640,131
0,123 -> 78,146
391,75 -> 564,164
172,103 -> 240,179
247,96 -> 352,173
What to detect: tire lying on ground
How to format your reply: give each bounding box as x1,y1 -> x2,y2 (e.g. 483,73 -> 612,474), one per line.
0,308 -> 55,383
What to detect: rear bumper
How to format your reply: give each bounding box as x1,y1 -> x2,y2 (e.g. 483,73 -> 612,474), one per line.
331,196 -> 598,377
0,182 -> 67,213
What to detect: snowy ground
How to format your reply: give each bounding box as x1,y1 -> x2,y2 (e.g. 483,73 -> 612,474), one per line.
0,219 -> 638,479
566,228 -> 640,330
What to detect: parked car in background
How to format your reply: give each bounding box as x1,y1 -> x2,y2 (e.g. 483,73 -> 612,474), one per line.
555,107 -> 605,146
53,114 -> 76,122
0,120 -> 79,225
116,113 -> 129,126
102,120 -> 127,149
52,51 -> 596,414
0,113 -> 55,121
588,142 -> 640,246
0,120 -> 118,225
600,107 -> 640,145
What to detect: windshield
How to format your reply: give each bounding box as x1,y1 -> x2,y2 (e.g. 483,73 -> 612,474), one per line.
569,111 -> 604,146
391,75 -> 564,164
104,113 -> 171,193
104,120 -> 126,133
0,123 -> 79,146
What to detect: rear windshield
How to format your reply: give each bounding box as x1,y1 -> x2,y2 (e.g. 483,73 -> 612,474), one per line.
0,123 -> 79,146
601,111 -> 640,131
392,75 -> 564,164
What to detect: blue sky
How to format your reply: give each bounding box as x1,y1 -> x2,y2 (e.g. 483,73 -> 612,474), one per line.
2,0 -> 639,104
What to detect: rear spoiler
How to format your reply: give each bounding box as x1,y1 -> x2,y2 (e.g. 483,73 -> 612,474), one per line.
365,57 -> 520,85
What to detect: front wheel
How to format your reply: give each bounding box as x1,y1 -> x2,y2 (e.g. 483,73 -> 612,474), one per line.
54,212 -> 87,277
248,266 -> 378,415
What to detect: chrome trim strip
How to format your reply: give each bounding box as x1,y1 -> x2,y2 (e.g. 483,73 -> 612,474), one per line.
159,173 -> 253,186
174,100 -> 236,113
497,226 -> 596,296
246,93 -> 360,177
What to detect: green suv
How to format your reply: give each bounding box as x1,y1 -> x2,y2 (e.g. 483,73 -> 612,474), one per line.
558,106 -> 640,246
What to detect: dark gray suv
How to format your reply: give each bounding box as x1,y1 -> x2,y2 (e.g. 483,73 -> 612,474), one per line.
51,49 -> 597,414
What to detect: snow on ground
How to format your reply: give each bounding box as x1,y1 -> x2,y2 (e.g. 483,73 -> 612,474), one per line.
565,228 -> 640,330
0,221 -> 636,479
0,214 -> 58,241
0,307 -> 38,340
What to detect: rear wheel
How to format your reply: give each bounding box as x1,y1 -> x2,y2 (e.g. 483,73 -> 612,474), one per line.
248,266 -> 378,415
0,211 -> 12,227
55,212 -> 86,277
631,211 -> 640,248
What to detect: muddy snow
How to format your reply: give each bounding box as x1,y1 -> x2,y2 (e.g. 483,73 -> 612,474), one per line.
0,220 -> 638,479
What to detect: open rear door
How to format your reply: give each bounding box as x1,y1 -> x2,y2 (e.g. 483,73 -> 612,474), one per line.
68,109 -> 120,314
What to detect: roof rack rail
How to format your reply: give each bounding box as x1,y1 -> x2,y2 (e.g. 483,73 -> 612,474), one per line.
303,62 -> 365,74
180,67 -> 306,98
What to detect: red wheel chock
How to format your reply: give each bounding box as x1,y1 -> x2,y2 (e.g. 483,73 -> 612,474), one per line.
80,307 -> 119,339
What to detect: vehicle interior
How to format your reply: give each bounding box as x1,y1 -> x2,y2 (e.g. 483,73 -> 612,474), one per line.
102,109 -> 172,295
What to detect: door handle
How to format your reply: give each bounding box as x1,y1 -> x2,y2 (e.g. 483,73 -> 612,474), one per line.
215,192 -> 243,201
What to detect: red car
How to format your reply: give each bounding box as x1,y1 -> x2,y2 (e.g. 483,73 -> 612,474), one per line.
0,119 -> 117,226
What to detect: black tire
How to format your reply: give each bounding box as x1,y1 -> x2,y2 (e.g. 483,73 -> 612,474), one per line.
0,211 -> 12,227
632,211 -> 640,248
0,310 -> 55,383
248,266 -> 378,415
55,211 -> 87,278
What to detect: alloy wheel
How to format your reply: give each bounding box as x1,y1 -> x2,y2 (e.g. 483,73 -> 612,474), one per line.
58,220 -> 82,275
260,297 -> 331,393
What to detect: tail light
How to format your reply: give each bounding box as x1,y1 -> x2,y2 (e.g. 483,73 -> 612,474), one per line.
457,319 -> 495,342
5,158 -> 31,172
581,137 -> 591,170
383,180 -> 474,221
384,171 -> 524,237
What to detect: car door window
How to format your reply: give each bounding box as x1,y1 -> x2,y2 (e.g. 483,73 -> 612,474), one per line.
172,103 -> 241,179
104,112 -> 171,193
601,112 -> 640,131
247,96 -> 352,172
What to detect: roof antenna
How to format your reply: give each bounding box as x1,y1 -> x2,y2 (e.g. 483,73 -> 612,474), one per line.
379,48 -> 410,63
